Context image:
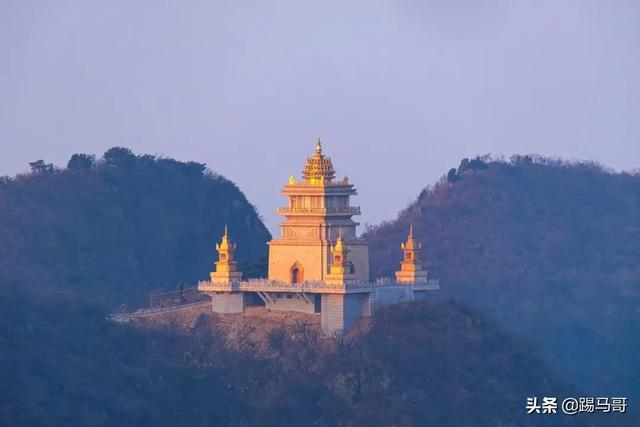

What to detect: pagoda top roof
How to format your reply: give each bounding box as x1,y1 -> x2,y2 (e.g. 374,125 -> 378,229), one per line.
301,139 -> 336,185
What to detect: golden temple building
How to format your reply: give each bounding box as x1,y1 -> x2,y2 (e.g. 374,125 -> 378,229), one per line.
199,140 -> 439,334
268,139 -> 369,284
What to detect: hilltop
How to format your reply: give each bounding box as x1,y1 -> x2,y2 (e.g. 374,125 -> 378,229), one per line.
0,147 -> 271,305
365,155 -> 640,399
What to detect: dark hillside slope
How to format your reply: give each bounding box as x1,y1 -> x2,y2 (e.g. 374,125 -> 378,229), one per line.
0,290 -> 249,426
0,148 -> 271,305
365,156 -> 640,398
1,291 -> 590,426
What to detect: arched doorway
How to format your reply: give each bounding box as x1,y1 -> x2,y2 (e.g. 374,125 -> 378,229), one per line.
290,262 -> 304,284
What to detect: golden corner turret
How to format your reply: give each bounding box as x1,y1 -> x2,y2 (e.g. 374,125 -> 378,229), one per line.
210,225 -> 243,284
395,224 -> 428,284
325,228 -> 358,285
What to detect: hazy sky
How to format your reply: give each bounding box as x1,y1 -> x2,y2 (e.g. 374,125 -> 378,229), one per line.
1,1 -> 639,234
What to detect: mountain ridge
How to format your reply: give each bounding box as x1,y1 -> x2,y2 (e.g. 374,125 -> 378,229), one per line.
365,155 -> 640,400
1,150 -> 637,425
0,147 -> 271,305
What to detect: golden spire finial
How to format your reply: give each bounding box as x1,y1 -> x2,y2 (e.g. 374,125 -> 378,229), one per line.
333,226 -> 348,255
402,224 -> 420,251
217,224 -> 234,251
315,138 -> 322,155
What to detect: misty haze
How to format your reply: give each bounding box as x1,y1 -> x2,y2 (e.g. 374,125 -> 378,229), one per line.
1,1 -> 638,426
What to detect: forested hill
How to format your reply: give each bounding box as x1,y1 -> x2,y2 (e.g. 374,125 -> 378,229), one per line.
0,147 -> 271,305
2,293 -> 589,426
364,156 -> 640,399
0,151 -> 637,424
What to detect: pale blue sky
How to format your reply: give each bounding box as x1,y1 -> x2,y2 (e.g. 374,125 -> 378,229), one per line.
1,0 -> 639,234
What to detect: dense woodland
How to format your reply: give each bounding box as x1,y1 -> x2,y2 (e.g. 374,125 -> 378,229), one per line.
0,147 -> 270,305
3,289 -> 594,426
365,155 -> 640,404
0,149 -> 637,425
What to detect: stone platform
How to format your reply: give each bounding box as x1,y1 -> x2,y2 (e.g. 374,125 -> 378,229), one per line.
198,278 -> 440,335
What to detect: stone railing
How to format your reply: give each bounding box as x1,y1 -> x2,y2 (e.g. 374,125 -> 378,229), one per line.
107,301 -> 211,323
416,279 -> 441,290
198,277 -> 439,293
149,286 -> 208,308
276,206 -> 361,216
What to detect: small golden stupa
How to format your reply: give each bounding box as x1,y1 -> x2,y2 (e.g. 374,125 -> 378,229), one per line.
210,225 -> 243,284
325,228 -> 357,285
395,225 -> 428,284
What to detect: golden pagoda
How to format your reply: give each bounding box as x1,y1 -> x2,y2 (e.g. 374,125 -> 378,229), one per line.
268,139 -> 369,283
210,225 -> 243,284
395,225 -> 428,284
197,138 -> 440,336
